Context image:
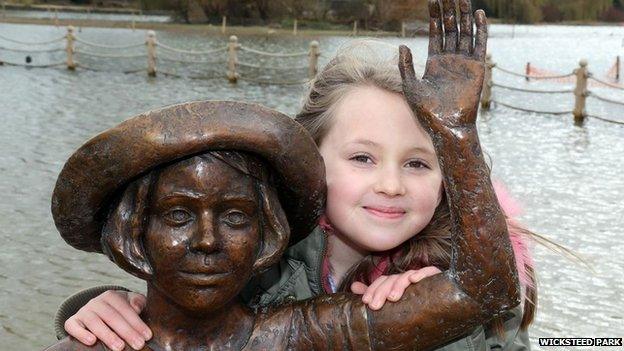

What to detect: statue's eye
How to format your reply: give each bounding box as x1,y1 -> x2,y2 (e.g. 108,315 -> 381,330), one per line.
223,210 -> 249,228
164,208 -> 192,225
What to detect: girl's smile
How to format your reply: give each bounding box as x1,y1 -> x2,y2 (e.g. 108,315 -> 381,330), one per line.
362,205 -> 407,220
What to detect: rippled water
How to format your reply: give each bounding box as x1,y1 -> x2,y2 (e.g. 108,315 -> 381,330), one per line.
1,22 -> 623,350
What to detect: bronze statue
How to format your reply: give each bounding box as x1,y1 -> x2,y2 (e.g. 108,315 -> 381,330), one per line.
45,1 -> 521,350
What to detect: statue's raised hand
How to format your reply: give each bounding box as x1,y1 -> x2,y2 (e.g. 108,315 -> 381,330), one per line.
399,0 -> 487,132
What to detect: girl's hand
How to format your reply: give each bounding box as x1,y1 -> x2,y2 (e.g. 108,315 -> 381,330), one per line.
399,0 -> 487,131
64,290 -> 151,351
351,267 -> 442,310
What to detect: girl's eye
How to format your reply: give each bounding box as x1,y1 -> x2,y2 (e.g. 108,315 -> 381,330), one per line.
164,208 -> 193,225
349,154 -> 373,164
406,160 -> 430,169
223,211 -> 250,227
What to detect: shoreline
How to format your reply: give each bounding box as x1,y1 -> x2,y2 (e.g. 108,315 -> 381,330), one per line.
1,9 -> 621,39
2,2 -> 167,15
0,16 -> 400,37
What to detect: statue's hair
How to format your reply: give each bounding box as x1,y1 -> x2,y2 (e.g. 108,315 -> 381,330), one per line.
100,150 -> 290,281
295,39 -> 537,334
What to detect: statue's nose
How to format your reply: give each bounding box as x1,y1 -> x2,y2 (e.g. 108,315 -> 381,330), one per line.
190,211 -> 220,253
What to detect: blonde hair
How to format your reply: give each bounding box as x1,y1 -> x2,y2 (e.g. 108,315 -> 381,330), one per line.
296,40 -> 405,145
294,40 -> 537,334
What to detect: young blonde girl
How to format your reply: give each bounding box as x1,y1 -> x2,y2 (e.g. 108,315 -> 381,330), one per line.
56,5 -> 537,351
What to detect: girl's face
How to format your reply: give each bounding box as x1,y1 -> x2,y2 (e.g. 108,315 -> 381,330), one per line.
318,85 -> 443,252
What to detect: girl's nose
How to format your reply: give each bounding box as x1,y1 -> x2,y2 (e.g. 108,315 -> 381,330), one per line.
190,211 -> 220,253
373,166 -> 406,197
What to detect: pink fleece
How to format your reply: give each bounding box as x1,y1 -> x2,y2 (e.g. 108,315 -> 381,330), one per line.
319,180 -> 535,293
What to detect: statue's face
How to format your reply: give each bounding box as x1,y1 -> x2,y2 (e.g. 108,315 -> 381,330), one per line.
145,155 -> 260,314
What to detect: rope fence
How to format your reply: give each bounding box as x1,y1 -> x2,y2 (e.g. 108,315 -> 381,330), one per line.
237,75 -> 309,86
74,38 -> 144,50
482,54 -> 624,126
588,92 -> 624,106
0,33 -> 64,45
239,45 -> 308,58
0,45 -> 64,53
494,65 -> 575,80
155,41 -> 227,55
0,27 -> 321,85
490,99 -> 572,116
490,82 -> 573,94
588,76 -> 624,91
1,60 -> 66,68
74,50 -> 147,59
586,114 -> 624,125
157,55 -> 225,64
2,27 -> 622,124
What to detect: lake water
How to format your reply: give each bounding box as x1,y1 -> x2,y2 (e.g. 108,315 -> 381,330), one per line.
1,21 -> 623,350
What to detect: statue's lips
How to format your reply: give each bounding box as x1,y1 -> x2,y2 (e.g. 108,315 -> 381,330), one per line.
178,271 -> 230,285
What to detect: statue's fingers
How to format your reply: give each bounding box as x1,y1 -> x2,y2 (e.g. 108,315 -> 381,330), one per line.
427,0 -> 443,55
399,45 -> 425,108
458,0 -> 473,55
442,0 -> 459,52
399,45 -> 417,84
474,9 -> 488,61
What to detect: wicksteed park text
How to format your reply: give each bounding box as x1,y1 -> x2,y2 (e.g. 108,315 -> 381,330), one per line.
538,338 -> 622,347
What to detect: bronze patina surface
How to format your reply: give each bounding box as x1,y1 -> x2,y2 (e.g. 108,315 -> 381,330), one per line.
45,1 -> 520,350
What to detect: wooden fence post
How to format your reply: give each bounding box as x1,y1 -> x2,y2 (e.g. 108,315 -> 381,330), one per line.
525,62 -> 530,81
54,8 -> 59,27
480,54 -> 494,109
616,56 -> 620,82
293,19 -> 298,36
65,26 -> 76,70
573,59 -> 588,126
146,30 -> 157,77
227,35 -> 239,83
308,40 -> 320,80
222,16 -> 227,35
353,20 -> 358,36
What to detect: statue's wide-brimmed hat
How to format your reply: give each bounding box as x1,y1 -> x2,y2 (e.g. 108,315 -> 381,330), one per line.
51,101 -> 326,253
